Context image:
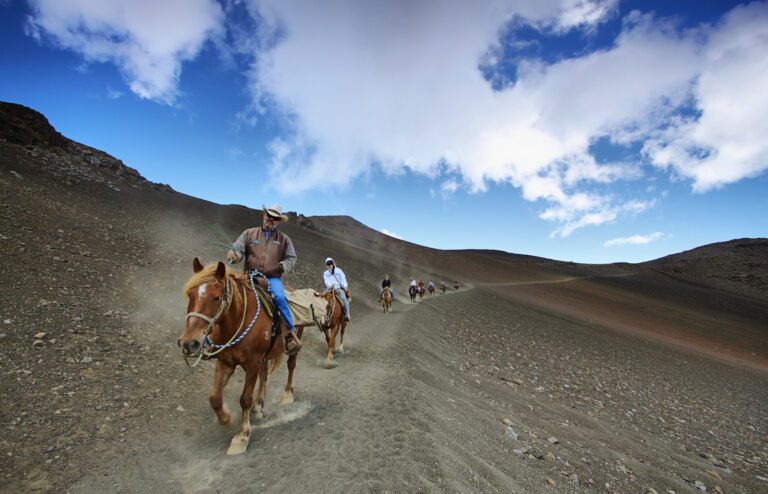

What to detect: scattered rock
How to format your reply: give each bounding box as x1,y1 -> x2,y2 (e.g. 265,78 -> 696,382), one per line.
505,426 -> 519,440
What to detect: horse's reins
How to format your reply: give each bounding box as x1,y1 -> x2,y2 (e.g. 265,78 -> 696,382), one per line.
184,272 -> 263,367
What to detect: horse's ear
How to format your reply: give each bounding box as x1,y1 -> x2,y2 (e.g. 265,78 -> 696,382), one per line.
193,257 -> 204,273
215,261 -> 227,281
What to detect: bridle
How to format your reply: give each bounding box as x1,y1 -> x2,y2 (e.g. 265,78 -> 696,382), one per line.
183,273 -> 263,367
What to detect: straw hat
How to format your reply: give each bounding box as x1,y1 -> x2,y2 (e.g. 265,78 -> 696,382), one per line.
263,203 -> 288,223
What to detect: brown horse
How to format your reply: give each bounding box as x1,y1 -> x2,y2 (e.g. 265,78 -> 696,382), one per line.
318,289 -> 348,366
178,258 -> 306,455
427,285 -> 434,296
381,287 -> 392,313
418,286 -> 425,299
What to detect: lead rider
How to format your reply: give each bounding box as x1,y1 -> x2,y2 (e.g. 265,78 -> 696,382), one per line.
227,203 -> 301,356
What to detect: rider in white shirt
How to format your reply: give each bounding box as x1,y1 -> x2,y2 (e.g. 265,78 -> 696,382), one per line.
323,257 -> 350,321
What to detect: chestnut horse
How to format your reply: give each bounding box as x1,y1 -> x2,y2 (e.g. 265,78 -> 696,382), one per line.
178,258 -> 306,455
427,285 -> 434,296
418,286 -> 425,299
318,289 -> 348,365
381,287 -> 392,313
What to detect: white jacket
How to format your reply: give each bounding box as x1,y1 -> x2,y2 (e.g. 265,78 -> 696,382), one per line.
324,267 -> 348,290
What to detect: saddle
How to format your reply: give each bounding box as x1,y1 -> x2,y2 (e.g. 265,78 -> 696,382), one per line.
244,273 -> 286,355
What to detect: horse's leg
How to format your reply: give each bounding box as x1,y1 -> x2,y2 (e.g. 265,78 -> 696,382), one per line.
326,322 -> 337,361
210,360 -> 236,428
252,359 -> 268,419
338,319 -> 347,354
227,362 -> 261,455
281,327 -> 303,404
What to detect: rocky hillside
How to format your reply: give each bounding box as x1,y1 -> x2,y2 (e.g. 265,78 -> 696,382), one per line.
643,238 -> 768,300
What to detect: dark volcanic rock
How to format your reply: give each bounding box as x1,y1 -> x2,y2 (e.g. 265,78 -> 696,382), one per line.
644,238 -> 768,300
0,101 -> 69,148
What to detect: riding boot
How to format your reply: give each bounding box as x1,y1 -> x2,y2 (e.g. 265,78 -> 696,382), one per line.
284,329 -> 301,356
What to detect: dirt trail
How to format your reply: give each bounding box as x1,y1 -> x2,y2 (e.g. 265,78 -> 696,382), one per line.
70,294 -> 428,492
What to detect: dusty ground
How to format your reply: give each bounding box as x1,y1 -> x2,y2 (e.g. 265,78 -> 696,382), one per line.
1,102 -> 767,493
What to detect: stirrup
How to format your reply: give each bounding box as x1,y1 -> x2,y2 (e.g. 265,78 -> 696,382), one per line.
284,332 -> 301,355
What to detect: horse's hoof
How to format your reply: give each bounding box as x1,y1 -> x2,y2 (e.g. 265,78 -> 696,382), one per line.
226,436 -> 249,455
323,359 -> 338,369
280,392 -> 294,405
253,409 -> 264,420
338,344 -> 344,353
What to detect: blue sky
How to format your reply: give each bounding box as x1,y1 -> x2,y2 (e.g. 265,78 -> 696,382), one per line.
1,0 -> 767,264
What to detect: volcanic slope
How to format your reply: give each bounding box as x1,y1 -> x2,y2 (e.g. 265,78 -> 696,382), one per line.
1,102 -> 767,493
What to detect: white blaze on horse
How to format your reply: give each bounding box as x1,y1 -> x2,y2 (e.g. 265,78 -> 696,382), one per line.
178,258 -> 309,455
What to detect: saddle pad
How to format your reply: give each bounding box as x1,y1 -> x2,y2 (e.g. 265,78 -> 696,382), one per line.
286,288 -> 328,326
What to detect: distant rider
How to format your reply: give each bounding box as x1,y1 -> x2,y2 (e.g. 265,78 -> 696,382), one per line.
324,257 -> 351,322
379,274 -> 394,301
227,203 -> 301,355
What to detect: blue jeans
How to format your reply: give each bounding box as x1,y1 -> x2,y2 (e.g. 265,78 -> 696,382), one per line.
267,277 -> 296,332
379,287 -> 393,297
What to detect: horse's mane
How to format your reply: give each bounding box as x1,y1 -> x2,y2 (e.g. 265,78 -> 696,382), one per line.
182,263 -> 246,307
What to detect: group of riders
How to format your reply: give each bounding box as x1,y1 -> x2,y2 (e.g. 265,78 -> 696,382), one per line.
226,202 -> 456,357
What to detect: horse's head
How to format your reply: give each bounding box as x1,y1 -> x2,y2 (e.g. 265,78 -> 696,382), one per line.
178,258 -> 230,357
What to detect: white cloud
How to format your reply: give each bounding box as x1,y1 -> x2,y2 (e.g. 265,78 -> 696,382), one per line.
240,0 -> 743,236
605,232 -> 663,247
642,2 -> 768,192
106,86 -> 124,99
25,0 -> 224,104
440,178 -> 459,198
381,229 -> 402,240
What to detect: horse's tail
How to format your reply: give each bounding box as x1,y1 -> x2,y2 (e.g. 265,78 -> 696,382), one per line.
267,354 -> 283,376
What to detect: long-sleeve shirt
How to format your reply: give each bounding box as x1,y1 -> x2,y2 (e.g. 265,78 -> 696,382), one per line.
381,279 -> 391,289
231,226 -> 297,276
324,267 -> 348,290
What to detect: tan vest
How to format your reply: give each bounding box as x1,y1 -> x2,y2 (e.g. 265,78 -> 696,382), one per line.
244,227 -> 289,277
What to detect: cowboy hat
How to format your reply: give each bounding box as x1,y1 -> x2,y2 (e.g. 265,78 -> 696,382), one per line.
263,203 -> 288,223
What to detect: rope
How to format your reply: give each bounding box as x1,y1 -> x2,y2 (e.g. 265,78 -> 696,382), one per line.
183,271 -> 263,367
204,271 -> 262,351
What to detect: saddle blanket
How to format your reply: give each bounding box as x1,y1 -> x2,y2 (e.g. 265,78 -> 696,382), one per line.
286,288 -> 327,326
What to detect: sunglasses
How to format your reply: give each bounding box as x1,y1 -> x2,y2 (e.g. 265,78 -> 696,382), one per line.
265,213 -> 280,220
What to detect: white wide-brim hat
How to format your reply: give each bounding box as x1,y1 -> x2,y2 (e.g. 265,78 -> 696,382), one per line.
263,203 -> 288,223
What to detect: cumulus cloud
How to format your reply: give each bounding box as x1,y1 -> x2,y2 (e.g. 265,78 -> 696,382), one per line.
642,2 -> 768,192
236,0 -> 768,237
604,232 -> 663,247
381,229 -> 402,240
25,0 -> 224,104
